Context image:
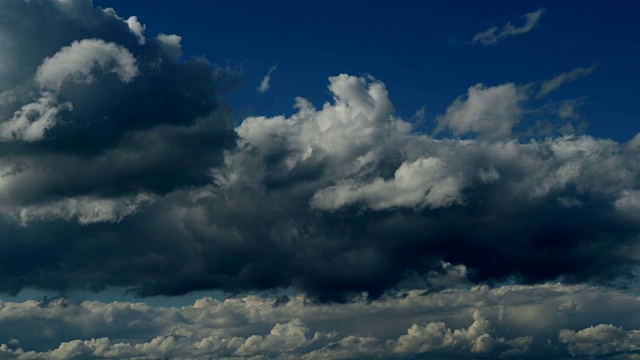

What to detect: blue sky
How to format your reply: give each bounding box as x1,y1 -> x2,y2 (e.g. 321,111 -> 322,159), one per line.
95,0 -> 639,140
2,1 -> 640,358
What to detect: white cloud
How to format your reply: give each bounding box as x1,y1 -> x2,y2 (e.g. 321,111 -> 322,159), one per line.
311,157 -> 464,210
257,66 -> 277,94
218,74 -> 639,219
436,83 -> 526,139
538,65 -> 600,97
395,310 -> 494,354
156,33 -> 183,61
473,9 -> 546,45
126,16 -> 146,45
559,324 -> 640,357
219,74 -> 409,190
35,39 -> 139,91
235,319 -> 310,356
102,8 -> 146,45
0,93 -> 72,142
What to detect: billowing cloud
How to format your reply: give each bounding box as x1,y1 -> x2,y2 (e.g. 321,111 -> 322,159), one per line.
35,39 -> 139,91
2,283 -> 640,359
472,8 -> 545,45
208,72 -> 640,301
538,64 -> 600,97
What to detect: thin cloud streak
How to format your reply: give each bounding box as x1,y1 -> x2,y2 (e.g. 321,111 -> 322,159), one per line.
472,8 -> 546,45
257,66 -> 277,94
538,64 -> 600,98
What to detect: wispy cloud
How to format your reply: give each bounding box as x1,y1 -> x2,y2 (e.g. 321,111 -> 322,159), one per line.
257,66 -> 277,94
538,64 -> 600,97
472,8 -> 545,45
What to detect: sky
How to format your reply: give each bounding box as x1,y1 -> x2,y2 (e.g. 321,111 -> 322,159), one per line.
1,0 -> 640,359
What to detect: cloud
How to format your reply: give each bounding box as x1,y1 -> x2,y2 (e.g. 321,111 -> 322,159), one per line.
1,1 -> 638,358
1,61 -> 640,303
538,65 -> 600,97
1,0 -> 640,316
2,283 -> 640,359
472,8 -> 546,45
0,93 -> 72,142
0,0 -> 237,295
16,193 -> 155,225
125,16 -> 146,45
257,66 -> 277,94
559,324 -> 640,357
395,310 -> 498,354
36,39 -> 139,91
436,82 -> 526,139
311,157 -> 465,210
209,73 -> 640,301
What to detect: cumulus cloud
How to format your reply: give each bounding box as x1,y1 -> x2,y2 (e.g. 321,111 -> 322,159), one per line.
538,65 -> 600,97
257,66 -> 277,94
1,283 -> 640,359
472,8 -> 545,45
559,324 -> 640,357
208,72 -> 640,301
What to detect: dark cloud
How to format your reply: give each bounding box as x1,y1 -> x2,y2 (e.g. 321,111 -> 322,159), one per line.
1,0 -> 640,314
0,0 -> 236,295
0,0 -> 236,205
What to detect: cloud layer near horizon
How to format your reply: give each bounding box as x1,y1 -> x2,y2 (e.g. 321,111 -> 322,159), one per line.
2,283 -> 640,359
1,0 -> 640,305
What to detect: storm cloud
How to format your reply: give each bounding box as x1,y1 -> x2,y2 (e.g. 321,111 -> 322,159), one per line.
1,0 -> 639,315
0,1 -> 638,358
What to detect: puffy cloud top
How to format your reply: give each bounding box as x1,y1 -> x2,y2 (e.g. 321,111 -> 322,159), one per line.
35,39 -> 139,91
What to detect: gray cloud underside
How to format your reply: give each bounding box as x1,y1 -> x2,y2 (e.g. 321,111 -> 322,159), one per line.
1,283 -> 640,359
1,0 -> 640,308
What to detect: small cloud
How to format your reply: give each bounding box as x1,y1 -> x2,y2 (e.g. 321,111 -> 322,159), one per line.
435,82 -> 527,140
472,8 -> 545,45
538,65 -> 600,98
257,66 -> 277,94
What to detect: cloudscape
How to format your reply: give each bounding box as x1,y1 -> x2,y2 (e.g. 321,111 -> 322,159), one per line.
1,1 -> 639,359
